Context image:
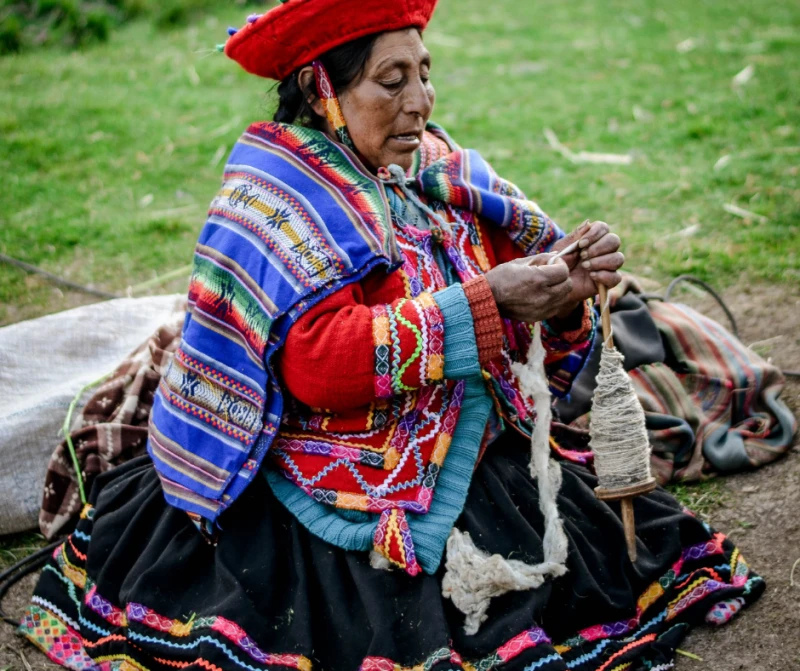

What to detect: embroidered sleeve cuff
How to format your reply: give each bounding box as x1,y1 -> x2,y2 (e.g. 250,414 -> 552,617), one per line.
462,276 -> 504,365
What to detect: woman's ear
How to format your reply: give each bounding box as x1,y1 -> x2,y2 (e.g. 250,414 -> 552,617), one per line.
297,66 -> 326,118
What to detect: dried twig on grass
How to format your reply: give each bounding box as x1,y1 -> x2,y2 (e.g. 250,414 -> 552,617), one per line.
713,155 -> 732,171
126,264 -> 194,296
208,117 -> 243,140
543,128 -> 634,165
210,144 -> 228,168
714,145 -> 800,171
142,205 -> 199,222
732,64 -> 755,87
662,224 -> 701,240
723,203 -> 769,224
748,335 -> 786,349
16,648 -> 33,671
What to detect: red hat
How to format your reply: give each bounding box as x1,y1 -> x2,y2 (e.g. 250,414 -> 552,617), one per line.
224,0 -> 439,81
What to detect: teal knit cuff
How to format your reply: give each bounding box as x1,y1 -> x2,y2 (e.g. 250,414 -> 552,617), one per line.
433,284 -> 481,379
265,470 -> 377,552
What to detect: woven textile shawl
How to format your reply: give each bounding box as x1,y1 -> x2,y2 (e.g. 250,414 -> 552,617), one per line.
148,121 -> 562,524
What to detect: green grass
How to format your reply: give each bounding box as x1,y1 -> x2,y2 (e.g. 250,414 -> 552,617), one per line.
667,479 -> 729,519
1,0 -> 799,324
0,531 -> 47,571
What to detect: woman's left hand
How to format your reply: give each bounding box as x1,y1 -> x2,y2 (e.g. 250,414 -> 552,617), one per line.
550,220 -> 624,316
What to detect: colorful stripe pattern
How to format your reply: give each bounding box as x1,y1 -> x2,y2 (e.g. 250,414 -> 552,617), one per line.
540,304 -> 597,398
148,121 -> 404,523
416,140 -> 563,257
373,507 -> 421,575
19,505 -> 762,671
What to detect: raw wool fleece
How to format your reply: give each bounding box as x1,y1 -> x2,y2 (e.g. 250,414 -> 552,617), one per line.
442,323 -> 568,635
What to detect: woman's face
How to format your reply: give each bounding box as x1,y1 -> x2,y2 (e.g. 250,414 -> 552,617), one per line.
315,29 -> 436,172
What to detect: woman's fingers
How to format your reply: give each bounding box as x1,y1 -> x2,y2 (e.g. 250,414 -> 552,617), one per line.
589,270 -> 623,289
529,261 -> 570,286
579,251 -> 625,272
551,220 -> 591,253
578,221 -> 609,250
581,233 -> 620,261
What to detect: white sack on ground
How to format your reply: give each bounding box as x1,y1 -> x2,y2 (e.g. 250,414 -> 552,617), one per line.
0,295 -> 185,536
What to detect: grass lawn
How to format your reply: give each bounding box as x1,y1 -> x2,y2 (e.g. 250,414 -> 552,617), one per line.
1,0 -> 799,325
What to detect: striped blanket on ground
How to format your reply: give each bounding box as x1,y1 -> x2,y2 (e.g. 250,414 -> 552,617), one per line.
633,298 -> 796,483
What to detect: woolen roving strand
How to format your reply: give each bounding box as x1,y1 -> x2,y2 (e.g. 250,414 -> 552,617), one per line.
442,323 -> 569,635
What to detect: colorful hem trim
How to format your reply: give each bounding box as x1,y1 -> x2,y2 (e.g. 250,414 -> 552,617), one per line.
20,507 -> 762,671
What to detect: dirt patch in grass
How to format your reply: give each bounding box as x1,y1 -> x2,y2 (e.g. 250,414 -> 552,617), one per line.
0,282 -> 798,669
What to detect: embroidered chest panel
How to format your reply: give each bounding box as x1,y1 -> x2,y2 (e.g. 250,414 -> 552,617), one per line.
272,203 -> 496,515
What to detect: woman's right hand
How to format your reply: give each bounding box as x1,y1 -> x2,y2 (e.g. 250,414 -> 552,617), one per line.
483,254 -> 574,323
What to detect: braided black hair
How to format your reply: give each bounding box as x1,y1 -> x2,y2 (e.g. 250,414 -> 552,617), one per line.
273,33 -> 379,127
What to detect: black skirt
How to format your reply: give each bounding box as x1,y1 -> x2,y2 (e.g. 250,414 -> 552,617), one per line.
19,432 -> 763,671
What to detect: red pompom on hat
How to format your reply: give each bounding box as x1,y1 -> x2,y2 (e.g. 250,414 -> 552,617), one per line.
224,0 -> 439,81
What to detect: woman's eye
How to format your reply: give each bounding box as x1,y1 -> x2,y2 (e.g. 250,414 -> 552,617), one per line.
381,79 -> 403,90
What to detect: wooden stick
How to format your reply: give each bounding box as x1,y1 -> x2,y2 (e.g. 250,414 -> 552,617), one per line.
597,282 -> 638,563
620,498 -> 638,562
598,284 -> 612,345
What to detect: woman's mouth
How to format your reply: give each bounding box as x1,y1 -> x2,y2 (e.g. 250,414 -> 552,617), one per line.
388,133 -> 421,149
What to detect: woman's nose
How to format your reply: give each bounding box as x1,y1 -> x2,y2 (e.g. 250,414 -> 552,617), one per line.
404,76 -> 433,119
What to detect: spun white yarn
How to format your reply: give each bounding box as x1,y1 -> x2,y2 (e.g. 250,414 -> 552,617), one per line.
442,322 -> 568,635
589,335 -> 653,491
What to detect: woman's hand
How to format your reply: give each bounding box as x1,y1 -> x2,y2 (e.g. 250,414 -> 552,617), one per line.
484,254 -> 575,323
551,220 -> 624,312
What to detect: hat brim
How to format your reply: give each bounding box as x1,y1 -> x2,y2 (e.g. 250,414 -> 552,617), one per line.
225,0 -> 439,81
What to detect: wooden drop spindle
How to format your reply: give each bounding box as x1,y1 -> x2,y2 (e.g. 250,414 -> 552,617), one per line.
594,283 -> 652,563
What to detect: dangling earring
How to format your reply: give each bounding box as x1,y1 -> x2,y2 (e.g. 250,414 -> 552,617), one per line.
312,59 -> 356,151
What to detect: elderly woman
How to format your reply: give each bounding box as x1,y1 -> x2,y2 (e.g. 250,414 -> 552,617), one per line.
20,1 -> 762,670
